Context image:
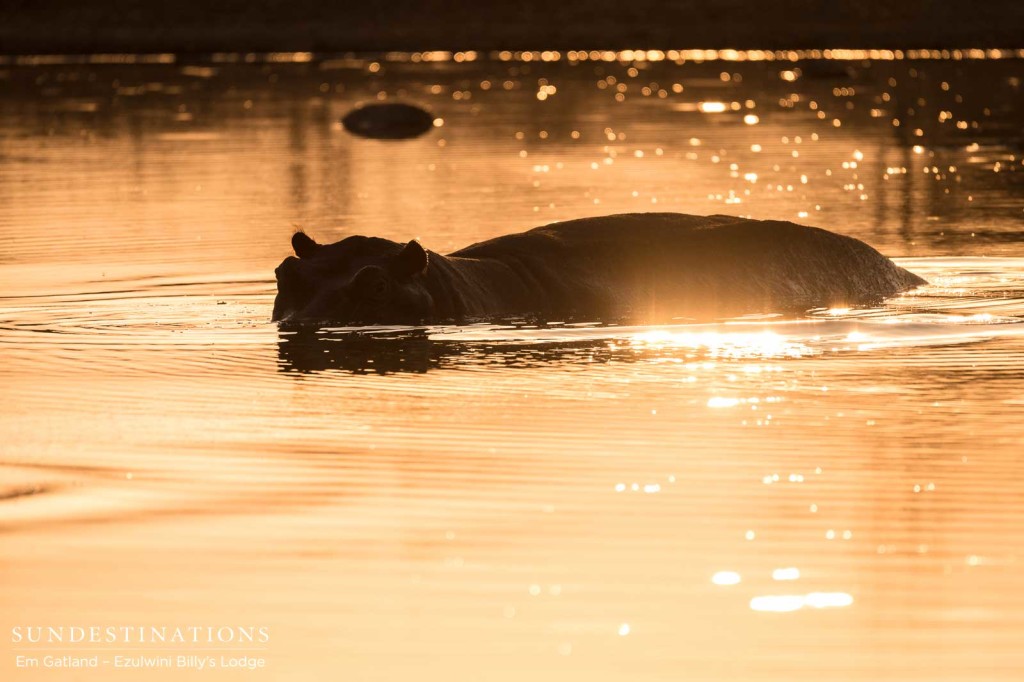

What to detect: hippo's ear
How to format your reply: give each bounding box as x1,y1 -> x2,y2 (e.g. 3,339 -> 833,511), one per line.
390,240 -> 429,279
292,232 -> 320,258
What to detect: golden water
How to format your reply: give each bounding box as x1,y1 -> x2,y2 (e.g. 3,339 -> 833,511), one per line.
2,55 -> 1023,680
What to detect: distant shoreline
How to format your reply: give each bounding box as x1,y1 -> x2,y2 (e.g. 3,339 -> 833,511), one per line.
2,49 -> 1021,66
2,1 -> 1022,55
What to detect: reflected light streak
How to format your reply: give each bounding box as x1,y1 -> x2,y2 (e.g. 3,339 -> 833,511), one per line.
805,592 -> 855,608
712,571 -> 742,585
772,567 -> 801,581
750,595 -> 805,612
266,52 -> 313,63
945,313 -> 996,323
7,48 -> 1022,69
698,101 -> 728,113
750,592 -> 853,612
631,330 -> 811,359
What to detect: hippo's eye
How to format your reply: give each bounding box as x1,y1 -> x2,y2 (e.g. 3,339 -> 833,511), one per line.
351,266 -> 391,301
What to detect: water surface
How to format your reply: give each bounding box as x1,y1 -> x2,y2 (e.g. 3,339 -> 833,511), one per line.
1,53 -> 1023,680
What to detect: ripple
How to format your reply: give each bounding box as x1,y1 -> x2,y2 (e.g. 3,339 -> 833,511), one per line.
2,54 -> 1024,680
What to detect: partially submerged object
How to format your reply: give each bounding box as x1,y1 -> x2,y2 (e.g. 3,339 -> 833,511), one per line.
272,212 -> 926,325
341,102 -> 435,139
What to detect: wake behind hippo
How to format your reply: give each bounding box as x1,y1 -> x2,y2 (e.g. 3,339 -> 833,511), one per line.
272,213 -> 926,325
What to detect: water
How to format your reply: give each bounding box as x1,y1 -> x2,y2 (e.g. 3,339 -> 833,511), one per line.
2,53 -> 1023,680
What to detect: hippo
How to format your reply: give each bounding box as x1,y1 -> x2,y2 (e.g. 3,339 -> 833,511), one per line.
272,212 -> 926,325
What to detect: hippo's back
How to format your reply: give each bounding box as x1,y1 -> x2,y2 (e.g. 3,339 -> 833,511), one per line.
452,213 -> 924,319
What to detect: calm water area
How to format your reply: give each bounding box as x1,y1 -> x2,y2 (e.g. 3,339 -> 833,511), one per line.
1,51 -> 1023,680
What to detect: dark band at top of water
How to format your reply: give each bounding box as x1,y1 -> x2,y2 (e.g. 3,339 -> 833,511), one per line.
3,48 -> 1024,67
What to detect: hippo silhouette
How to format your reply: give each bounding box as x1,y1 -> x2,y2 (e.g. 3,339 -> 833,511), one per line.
272,212 -> 925,325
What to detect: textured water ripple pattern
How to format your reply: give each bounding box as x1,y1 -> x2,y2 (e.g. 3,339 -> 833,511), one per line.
2,260 -> 1023,678
1,56 -> 1024,680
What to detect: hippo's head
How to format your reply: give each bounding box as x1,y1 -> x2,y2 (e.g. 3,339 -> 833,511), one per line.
272,231 -> 434,325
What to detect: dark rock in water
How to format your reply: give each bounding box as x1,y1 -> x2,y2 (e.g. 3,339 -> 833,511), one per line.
341,103 -> 435,139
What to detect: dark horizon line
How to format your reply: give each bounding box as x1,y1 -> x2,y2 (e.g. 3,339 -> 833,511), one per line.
1,47 -> 1022,61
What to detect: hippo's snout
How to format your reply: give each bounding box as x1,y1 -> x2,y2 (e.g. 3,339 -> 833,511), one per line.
272,257 -> 314,322
275,256 -> 302,281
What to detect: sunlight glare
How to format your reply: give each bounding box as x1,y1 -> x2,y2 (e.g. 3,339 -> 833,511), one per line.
712,571 -> 742,585
631,330 -> 810,359
750,592 -> 853,612
698,101 -> 728,113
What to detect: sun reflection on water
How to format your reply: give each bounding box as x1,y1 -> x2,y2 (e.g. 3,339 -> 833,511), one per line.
750,592 -> 854,613
17,47 -> 1012,68
711,571 -> 743,585
772,567 -> 801,581
630,330 -> 812,359
698,101 -> 728,114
